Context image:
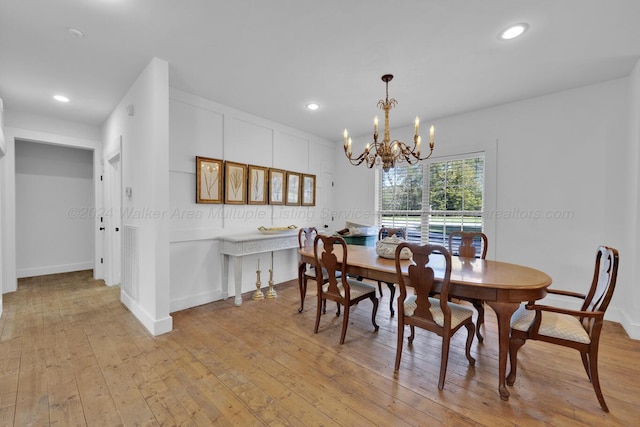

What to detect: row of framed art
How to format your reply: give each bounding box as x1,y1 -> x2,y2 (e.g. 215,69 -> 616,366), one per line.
195,156 -> 316,206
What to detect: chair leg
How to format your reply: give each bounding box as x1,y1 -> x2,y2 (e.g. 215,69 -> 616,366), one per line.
408,325 -> 415,344
507,336 -> 526,385
394,321 -> 405,371
464,322 -> 476,366
297,264 -> 307,313
339,304 -> 349,345
386,282 -> 396,317
471,299 -> 484,343
336,302 -> 341,317
377,281 -> 384,297
370,295 -> 379,331
581,352 -> 591,381
438,335 -> 451,390
587,348 -> 609,412
314,293 -> 323,334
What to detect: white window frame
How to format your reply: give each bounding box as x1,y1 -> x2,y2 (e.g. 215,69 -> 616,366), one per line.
376,140 -> 497,258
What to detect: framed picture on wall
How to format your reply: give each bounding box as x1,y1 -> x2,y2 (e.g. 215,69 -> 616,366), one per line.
248,164 -> 268,205
224,161 -> 247,204
286,171 -> 301,206
268,168 -> 286,205
302,173 -> 316,206
195,156 -> 223,204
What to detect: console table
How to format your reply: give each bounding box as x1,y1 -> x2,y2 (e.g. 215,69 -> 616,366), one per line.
219,232 -> 298,305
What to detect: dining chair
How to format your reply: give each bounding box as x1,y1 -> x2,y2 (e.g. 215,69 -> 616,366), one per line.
394,242 -> 476,390
313,234 -> 379,344
376,226 -> 407,316
448,230 -> 488,342
507,246 -> 619,412
297,227 -> 336,313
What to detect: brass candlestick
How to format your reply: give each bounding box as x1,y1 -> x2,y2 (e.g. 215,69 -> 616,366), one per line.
252,260 -> 264,300
266,267 -> 277,298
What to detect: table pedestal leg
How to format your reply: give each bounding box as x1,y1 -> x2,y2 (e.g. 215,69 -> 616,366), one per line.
486,301 -> 519,400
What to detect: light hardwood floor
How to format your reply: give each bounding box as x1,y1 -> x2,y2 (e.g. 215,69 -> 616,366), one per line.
0,270 -> 638,426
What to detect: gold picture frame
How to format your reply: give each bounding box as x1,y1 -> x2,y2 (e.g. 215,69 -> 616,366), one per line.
196,156 -> 223,204
248,164 -> 268,205
286,171 -> 301,206
224,161 -> 247,204
302,173 -> 316,206
268,168 -> 286,205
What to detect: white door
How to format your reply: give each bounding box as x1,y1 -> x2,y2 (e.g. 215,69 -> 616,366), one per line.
323,172 -> 335,231
105,141 -> 122,286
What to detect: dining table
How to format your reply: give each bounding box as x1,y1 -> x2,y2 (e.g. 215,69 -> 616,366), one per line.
298,242 -> 552,400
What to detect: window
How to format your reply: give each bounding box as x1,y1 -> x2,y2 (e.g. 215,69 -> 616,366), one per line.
378,154 -> 485,244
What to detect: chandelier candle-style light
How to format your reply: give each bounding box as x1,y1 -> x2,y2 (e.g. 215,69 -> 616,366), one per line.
343,74 -> 435,172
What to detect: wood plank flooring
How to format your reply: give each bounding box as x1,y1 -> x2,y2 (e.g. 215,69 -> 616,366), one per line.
0,270 -> 638,426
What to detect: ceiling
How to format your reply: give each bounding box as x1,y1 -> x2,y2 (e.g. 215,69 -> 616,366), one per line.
1,0 -> 640,142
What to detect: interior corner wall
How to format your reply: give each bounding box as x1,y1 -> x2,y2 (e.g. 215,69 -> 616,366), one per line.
335,77 -> 638,339
0,98 -> 5,317
626,59 -> 640,338
168,88 -> 337,313
102,57 -> 172,336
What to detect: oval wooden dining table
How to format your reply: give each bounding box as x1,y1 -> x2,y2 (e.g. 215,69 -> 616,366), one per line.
298,243 -> 552,401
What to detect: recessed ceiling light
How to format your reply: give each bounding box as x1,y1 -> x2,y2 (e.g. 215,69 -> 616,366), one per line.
306,103 -> 320,111
53,95 -> 70,103
68,28 -> 84,38
499,23 -> 528,40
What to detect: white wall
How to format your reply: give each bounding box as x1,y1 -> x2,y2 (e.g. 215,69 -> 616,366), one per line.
102,58 -> 172,336
627,59 -> 640,337
168,89 -> 336,312
335,76 -> 639,339
15,141 -> 94,277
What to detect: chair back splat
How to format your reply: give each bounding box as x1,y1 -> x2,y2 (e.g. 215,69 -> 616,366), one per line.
447,231 -> 488,342
375,226 -> 407,316
296,227 -> 318,313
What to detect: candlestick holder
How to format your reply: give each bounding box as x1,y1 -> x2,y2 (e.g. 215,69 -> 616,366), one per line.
266,268 -> 277,298
252,267 -> 264,300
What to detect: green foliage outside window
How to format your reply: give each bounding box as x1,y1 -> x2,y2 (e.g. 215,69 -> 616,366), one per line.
379,155 -> 484,243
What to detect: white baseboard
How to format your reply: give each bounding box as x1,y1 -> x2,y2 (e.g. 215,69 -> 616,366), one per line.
170,289 -> 224,313
120,289 -> 173,336
17,261 -> 93,278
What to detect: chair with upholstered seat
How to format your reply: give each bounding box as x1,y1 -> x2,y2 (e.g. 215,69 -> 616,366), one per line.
313,234 -> 379,344
393,242 -> 476,390
448,230 -> 488,342
297,227 -> 338,313
507,246 -> 619,412
376,226 -> 406,316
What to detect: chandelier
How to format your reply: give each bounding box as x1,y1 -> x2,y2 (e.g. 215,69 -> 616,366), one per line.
343,74 -> 435,172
